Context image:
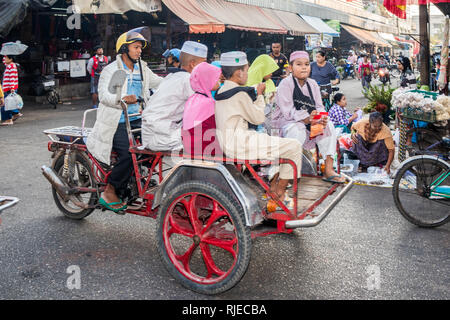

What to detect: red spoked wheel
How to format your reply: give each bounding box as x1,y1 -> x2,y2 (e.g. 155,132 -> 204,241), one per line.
157,181 -> 251,295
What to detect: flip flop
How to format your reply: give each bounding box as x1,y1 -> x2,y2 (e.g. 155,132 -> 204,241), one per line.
12,113 -> 23,121
322,175 -> 345,184
0,122 -> 13,126
99,197 -> 127,213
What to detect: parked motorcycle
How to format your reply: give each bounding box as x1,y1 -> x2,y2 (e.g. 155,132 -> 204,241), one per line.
42,75 -> 60,109
28,74 -> 60,109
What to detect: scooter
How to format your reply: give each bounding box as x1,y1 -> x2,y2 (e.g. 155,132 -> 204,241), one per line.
378,64 -> 390,85
342,62 -> 355,80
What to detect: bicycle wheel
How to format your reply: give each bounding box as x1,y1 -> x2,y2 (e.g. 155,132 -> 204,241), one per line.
393,157 -> 450,227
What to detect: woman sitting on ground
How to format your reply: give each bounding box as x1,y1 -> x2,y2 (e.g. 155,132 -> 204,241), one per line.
350,112 -> 395,174
328,93 -> 361,133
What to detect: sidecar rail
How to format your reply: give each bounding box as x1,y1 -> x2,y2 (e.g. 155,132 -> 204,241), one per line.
0,196 -> 19,214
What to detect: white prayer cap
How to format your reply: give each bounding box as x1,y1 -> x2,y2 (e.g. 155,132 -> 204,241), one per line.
220,51 -> 248,67
181,41 -> 208,58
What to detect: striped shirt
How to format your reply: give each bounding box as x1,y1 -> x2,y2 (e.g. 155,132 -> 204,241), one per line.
400,70 -> 417,89
2,62 -> 19,92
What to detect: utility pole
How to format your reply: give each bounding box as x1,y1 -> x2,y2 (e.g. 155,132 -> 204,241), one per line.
419,3 -> 430,86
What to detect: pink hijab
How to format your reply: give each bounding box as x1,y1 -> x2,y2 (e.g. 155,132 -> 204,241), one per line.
183,62 -> 222,131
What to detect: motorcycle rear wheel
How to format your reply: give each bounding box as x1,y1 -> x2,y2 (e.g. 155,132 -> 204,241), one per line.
47,90 -> 60,109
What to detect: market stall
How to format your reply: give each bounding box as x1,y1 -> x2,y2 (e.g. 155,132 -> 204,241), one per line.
391,88 -> 450,161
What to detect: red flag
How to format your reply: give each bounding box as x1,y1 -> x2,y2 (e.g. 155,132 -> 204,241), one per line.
383,0 -> 449,19
383,0 -> 407,19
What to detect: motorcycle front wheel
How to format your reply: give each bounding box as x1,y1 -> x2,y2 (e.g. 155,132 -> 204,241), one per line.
52,152 -> 97,219
47,90 -> 60,109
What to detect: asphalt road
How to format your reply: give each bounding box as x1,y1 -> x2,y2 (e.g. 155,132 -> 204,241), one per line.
0,78 -> 448,300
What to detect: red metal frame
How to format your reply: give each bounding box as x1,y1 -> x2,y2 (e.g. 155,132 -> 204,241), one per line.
48,128 -> 343,237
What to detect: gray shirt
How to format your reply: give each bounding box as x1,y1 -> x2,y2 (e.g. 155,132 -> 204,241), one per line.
310,61 -> 339,86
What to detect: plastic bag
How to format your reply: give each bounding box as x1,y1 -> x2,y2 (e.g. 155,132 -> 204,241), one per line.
4,92 -> 24,111
310,112 -> 327,139
310,123 -> 324,138
339,134 -> 353,150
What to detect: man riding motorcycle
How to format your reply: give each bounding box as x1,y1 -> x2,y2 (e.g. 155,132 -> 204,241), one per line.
377,55 -> 390,85
86,27 -> 163,213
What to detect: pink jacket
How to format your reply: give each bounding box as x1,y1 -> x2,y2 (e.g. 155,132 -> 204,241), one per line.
182,62 -> 222,131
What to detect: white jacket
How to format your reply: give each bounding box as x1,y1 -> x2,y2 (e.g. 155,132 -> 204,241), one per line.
141,70 -> 194,151
86,55 -> 162,165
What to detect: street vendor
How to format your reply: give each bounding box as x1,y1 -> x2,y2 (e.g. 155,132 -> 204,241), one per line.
350,112 -> 395,174
273,51 -> 345,184
86,27 -> 163,213
215,51 -> 303,210
141,41 -> 208,151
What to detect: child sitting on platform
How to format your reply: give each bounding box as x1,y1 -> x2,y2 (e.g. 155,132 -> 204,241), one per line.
214,51 -> 303,209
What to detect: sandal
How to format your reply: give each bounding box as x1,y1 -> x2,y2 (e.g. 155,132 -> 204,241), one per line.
12,113 -> 23,121
322,175 -> 345,184
0,121 -> 13,126
99,197 -> 127,213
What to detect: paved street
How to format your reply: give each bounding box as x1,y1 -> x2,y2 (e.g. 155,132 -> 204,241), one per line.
0,78 -> 448,300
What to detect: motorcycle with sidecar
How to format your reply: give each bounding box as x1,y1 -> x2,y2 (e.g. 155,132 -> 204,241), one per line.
41,70 -> 354,294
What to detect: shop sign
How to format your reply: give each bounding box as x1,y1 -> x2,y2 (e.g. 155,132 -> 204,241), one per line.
70,60 -> 86,78
305,34 -> 333,50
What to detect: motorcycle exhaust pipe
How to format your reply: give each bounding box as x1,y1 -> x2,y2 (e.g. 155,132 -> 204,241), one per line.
41,165 -> 71,200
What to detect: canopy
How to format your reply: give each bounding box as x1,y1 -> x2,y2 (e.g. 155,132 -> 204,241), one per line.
162,0 -> 225,34
73,0 -> 162,14
341,25 -> 374,44
196,0 -> 287,34
378,32 -> 397,42
368,31 -> 393,47
259,8 -> 319,36
300,15 -> 340,37
341,25 -> 391,47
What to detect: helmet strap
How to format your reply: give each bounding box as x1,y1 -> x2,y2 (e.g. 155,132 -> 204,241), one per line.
126,51 -> 138,64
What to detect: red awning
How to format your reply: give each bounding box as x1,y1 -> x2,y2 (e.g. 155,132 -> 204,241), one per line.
162,0 -> 225,34
195,0 -> 287,34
